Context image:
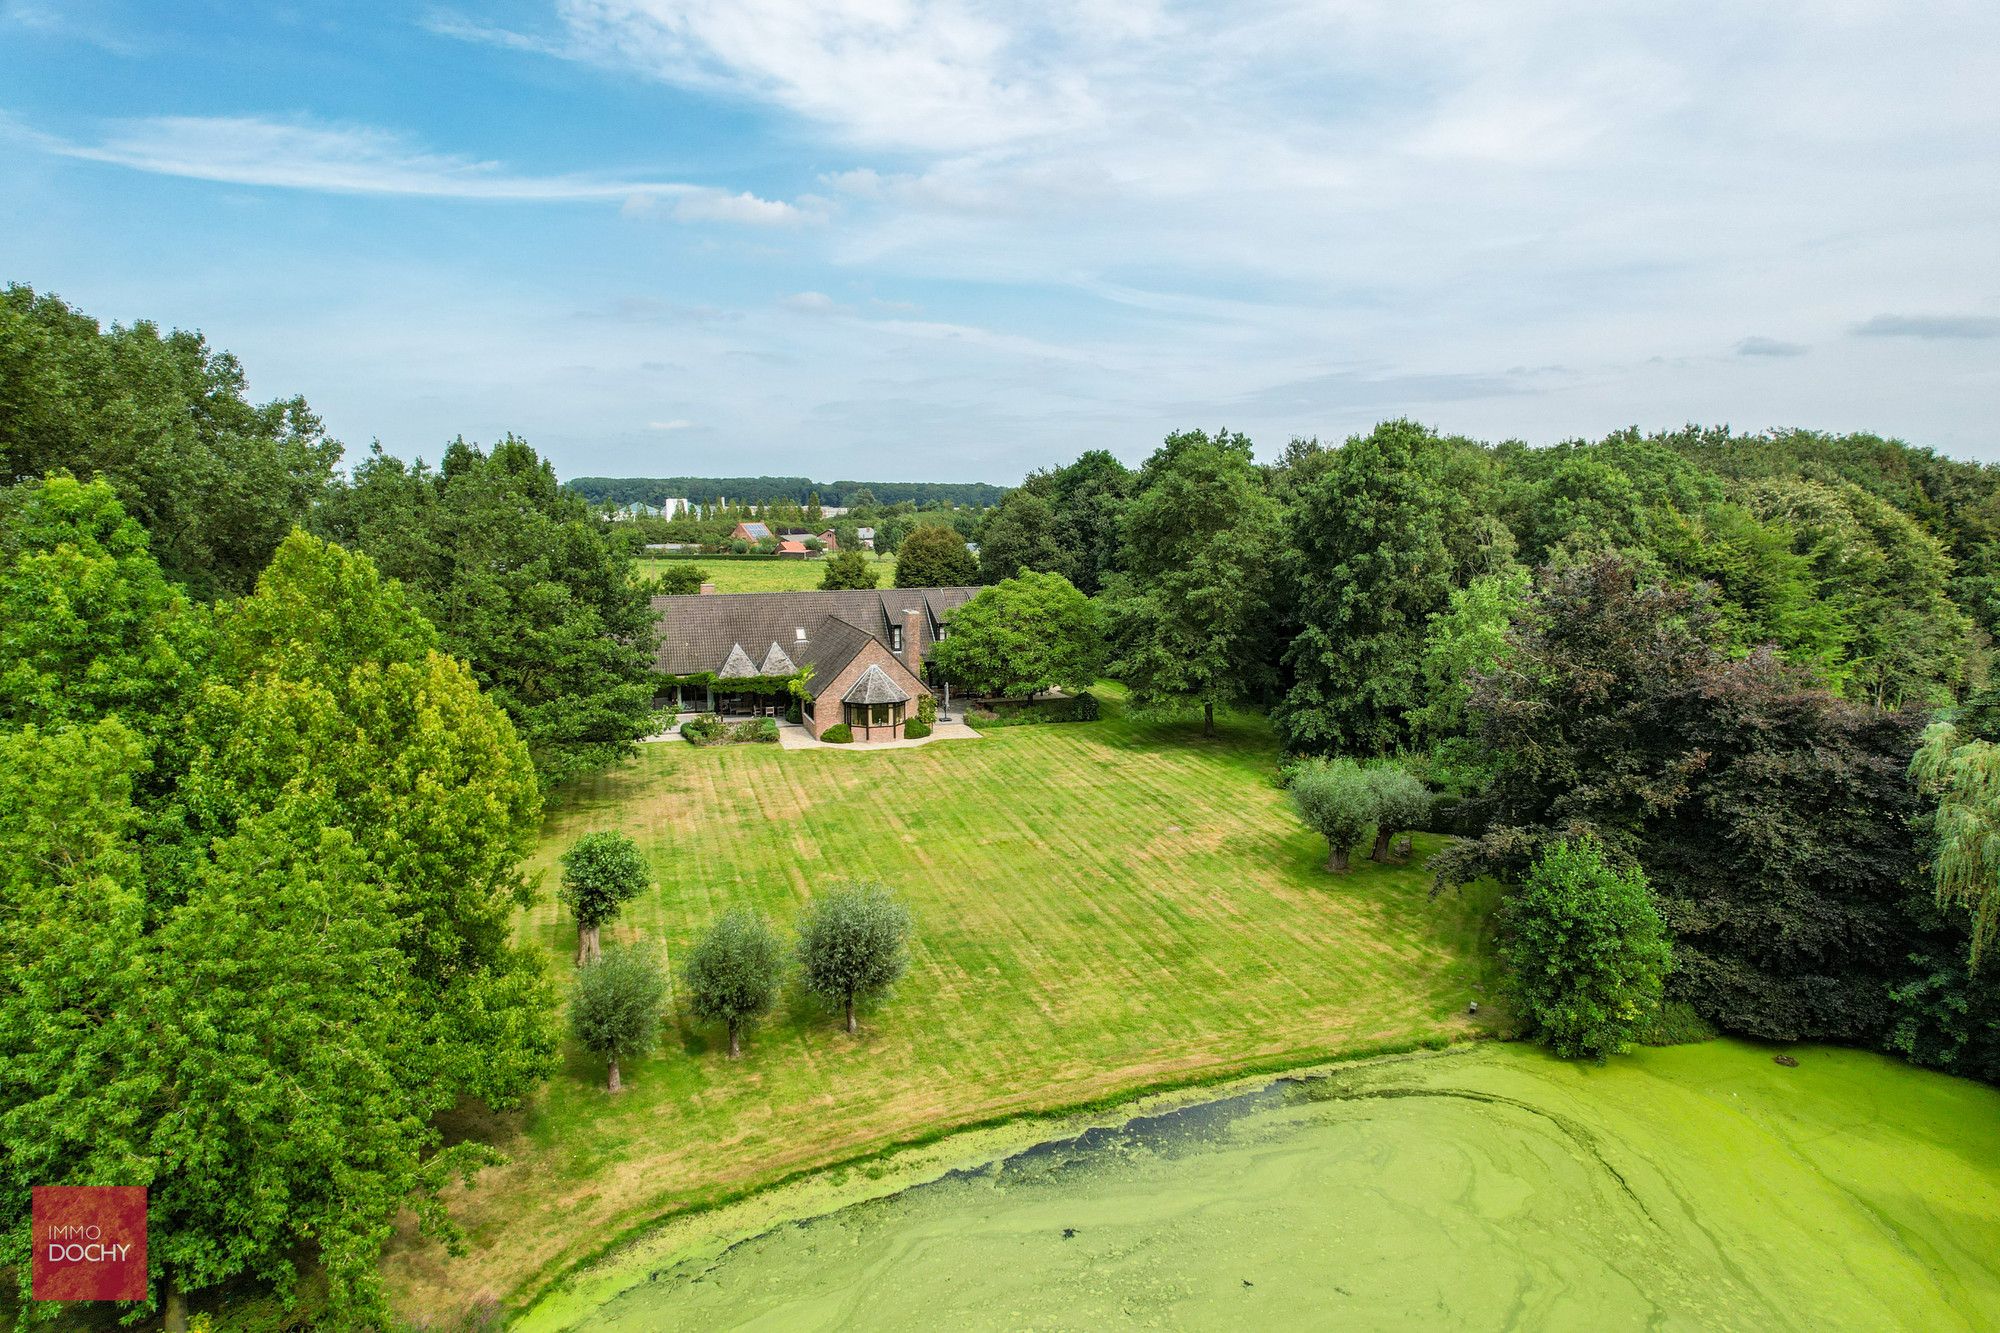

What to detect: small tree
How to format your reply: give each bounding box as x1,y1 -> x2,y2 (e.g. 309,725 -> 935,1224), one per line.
1500,837 -> 1672,1059
820,548 -> 879,590
559,831 -> 651,965
1365,764 -> 1433,862
1289,757 -> 1376,872
570,945 -> 668,1092
796,882 -> 913,1034
683,908 -> 785,1058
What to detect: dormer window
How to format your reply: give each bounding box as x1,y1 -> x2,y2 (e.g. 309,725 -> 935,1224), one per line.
890,626 -> 904,651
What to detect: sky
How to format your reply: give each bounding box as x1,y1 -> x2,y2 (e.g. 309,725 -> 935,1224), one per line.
3,1 -> 1998,483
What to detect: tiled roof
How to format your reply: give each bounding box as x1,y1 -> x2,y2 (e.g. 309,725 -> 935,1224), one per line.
843,664 -> 910,705
650,587 -> 980,683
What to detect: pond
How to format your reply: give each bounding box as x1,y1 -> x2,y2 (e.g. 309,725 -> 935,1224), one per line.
529,1040 -> 2000,1330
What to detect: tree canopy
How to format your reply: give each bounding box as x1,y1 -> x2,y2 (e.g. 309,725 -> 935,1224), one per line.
0,494 -> 552,1325
894,523 -> 979,587
929,571 -> 1101,698
1,284 -> 339,598
1107,429 -> 1281,736
314,435 -> 658,786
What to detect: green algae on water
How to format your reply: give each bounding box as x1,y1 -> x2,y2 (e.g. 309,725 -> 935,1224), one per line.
531,1041 -> 2000,1331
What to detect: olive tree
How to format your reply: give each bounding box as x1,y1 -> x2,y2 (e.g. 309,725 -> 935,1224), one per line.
559,831 -> 651,965
570,945 -> 667,1092
1365,764 -> 1434,862
683,908 -> 785,1058
796,882 -> 913,1034
1289,758 -> 1377,873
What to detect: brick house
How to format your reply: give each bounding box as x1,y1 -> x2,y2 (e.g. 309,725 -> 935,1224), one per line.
651,587 -> 977,740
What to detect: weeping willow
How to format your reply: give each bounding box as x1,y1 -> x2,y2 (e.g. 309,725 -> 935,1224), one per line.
1911,720 -> 2000,965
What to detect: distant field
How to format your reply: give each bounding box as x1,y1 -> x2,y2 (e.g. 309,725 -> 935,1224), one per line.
635,553 -> 898,593
382,695 -> 1501,1320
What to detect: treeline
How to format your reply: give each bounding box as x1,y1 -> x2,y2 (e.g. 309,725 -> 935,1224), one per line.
0,285 -> 661,1324
974,422 -> 1998,1078
567,474 -> 1006,509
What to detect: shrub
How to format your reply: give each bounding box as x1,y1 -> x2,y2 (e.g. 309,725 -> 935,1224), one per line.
902,719 -> 932,739
916,694 -> 937,725
1289,757 -> 1376,872
730,539 -> 749,553
822,723 -> 853,744
681,714 -> 727,745
731,717 -> 780,743
786,701 -> 802,724
1501,836 -> 1673,1059
968,709 -> 999,726
1071,690 -> 1100,721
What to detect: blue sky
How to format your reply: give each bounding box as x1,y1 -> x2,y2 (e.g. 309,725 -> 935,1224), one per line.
4,1 -> 1998,482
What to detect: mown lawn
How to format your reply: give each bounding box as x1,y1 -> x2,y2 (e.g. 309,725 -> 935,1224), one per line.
382,700 -> 1502,1322
635,553 -> 897,593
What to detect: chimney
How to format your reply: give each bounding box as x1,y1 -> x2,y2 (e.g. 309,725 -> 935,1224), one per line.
901,606 -> 923,672
699,582 -> 716,596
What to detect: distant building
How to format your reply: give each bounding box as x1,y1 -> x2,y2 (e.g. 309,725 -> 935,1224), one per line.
855,526 -> 876,550
731,521 -> 774,544
651,587 -> 977,740
613,498 -> 689,520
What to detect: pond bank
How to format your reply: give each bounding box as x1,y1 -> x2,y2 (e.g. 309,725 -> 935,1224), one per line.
517,1039 -> 2000,1330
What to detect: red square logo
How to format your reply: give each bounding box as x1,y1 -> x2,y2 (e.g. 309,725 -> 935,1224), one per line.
31,1186 -> 147,1302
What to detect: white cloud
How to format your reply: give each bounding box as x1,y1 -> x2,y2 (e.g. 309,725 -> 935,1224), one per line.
648,418 -> 696,430
31,114 -> 804,221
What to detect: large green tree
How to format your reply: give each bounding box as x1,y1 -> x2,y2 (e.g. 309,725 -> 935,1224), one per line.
315,436 -> 659,786
0,285 -> 340,597
977,478 -> 1071,583
0,507 -> 553,1326
1436,554 -> 1929,1044
1277,420 -> 1478,755
1107,429 -> 1280,737
929,571 -> 1101,698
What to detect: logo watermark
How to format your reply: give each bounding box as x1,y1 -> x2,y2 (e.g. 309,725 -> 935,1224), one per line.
31,1186 -> 147,1302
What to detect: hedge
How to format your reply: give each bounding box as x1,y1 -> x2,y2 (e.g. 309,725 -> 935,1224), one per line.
822,723 -> 853,744
902,719 -> 932,739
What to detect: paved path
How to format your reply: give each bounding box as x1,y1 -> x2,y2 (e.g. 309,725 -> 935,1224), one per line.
775,720 -> 981,751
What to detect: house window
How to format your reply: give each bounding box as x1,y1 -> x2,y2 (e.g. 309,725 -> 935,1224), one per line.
872,703 -> 892,727
890,626 -> 903,652
795,627 -> 807,642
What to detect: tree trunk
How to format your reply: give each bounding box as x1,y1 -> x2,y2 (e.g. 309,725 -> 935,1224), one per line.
576,923 -> 601,967
606,1057 -> 623,1093
728,1019 -> 741,1060
1203,701 -> 1215,737
845,995 -> 857,1035
1326,844 -> 1350,874
164,1280 -> 188,1333
1370,828 -> 1393,862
